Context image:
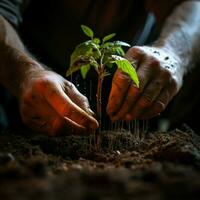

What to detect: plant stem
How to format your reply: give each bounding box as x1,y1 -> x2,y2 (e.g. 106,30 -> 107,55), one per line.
96,75 -> 103,150
96,74 -> 103,130
95,60 -> 105,150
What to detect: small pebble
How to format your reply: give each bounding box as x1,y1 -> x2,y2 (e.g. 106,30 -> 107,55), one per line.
0,153 -> 15,165
116,150 -> 121,155
72,164 -> 83,170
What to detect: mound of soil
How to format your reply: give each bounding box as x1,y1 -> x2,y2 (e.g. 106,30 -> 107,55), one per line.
0,125 -> 200,200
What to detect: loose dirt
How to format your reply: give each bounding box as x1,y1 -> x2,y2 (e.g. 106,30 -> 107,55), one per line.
0,125 -> 200,200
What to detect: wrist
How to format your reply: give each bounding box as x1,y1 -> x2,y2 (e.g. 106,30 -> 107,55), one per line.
0,44 -> 45,97
152,42 -> 185,76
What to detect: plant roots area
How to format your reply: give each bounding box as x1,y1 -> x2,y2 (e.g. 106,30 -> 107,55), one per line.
1,126 -> 200,200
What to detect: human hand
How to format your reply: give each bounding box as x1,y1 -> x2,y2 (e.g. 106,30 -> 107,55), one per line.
107,46 -> 184,121
19,68 -> 98,136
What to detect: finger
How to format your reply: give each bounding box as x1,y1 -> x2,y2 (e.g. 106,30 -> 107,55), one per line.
44,83 -> 98,130
111,57 -> 158,121
51,116 -> 87,136
110,85 -> 139,121
107,46 -> 146,117
124,77 -> 166,121
140,91 -> 169,120
20,98 -> 87,136
106,69 -> 132,116
64,81 -> 94,116
125,46 -> 145,67
109,48 -> 148,120
140,81 -> 177,120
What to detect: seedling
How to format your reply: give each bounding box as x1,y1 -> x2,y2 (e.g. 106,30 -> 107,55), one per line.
66,25 -> 139,133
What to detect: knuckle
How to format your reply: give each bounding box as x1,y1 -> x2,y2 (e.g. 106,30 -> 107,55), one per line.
125,46 -> 144,60
65,81 -> 75,91
162,69 -> 171,79
154,101 -> 165,113
139,95 -> 153,108
82,95 -> 89,104
147,57 -> 160,67
128,46 -> 143,55
115,70 -> 131,82
38,78 -> 51,87
33,78 -> 51,91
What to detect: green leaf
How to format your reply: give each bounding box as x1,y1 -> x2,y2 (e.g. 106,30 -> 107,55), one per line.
80,64 -> 91,79
103,33 -> 116,43
93,38 -> 101,44
81,25 -> 94,38
66,64 -> 83,77
67,55 -> 91,77
111,55 -> 139,87
114,41 -> 131,47
70,40 -> 99,66
67,55 -> 99,77
112,46 -> 125,56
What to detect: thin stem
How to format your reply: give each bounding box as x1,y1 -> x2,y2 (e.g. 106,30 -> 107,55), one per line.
95,49 -> 105,150
96,75 -> 103,130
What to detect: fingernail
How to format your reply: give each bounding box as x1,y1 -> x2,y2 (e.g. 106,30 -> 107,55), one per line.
89,119 -> 99,129
87,108 -> 94,116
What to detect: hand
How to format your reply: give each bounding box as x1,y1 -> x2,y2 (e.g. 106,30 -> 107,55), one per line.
107,46 -> 184,121
19,68 -> 98,136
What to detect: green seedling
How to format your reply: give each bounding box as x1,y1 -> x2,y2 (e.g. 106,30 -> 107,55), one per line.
66,25 -> 139,133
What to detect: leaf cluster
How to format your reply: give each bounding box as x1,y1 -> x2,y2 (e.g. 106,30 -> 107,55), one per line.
66,25 -> 139,87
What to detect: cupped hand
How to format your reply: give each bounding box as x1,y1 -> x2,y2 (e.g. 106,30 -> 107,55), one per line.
107,46 -> 184,121
19,69 -> 98,136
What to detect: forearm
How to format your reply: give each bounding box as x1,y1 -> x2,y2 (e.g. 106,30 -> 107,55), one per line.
154,1 -> 200,74
0,16 -> 44,97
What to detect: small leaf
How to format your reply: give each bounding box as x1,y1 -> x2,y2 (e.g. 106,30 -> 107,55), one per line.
103,33 -> 116,43
111,55 -> 139,87
66,64 -> 83,77
116,47 -> 125,56
80,64 -> 91,79
81,25 -> 94,38
93,38 -> 101,44
112,46 -> 125,56
114,41 -> 131,47
89,57 -> 99,69
102,42 -> 114,48
70,40 -> 99,66
67,55 -> 91,77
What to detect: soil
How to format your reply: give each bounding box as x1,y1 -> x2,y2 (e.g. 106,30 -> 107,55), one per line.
0,125 -> 200,200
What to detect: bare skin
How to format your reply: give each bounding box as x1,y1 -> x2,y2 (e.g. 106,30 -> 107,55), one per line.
20,70 -> 98,135
107,1 -> 200,121
0,16 -> 98,136
0,1 -> 200,135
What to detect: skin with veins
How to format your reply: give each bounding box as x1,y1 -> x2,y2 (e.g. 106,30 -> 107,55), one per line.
107,1 -> 200,122
107,46 -> 182,121
0,16 -> 98,136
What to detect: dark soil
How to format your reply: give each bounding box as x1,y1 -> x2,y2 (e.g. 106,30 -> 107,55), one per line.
1,125 -> 200,200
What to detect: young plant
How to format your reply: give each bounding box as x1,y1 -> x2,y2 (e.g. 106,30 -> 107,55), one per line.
66,25 -> 139,131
